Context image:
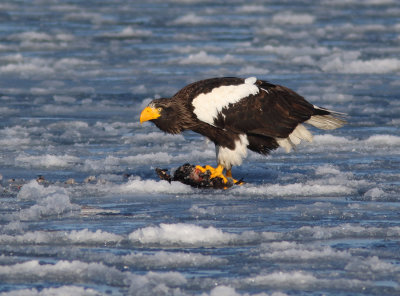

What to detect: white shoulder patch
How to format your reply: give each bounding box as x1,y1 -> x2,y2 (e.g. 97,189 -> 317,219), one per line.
192,77 -> 259,126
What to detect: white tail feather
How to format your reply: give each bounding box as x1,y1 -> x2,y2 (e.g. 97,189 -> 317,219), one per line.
276,138 -> 293,153
306,114 -> 346,130
276,109 -> 346,153
277,124 -> 313,153
290,124 -> 313,144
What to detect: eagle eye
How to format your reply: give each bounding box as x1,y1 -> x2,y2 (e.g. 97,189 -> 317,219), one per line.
157,107 -> 163,112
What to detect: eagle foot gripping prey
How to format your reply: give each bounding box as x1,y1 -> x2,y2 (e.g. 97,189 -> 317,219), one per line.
155,163 -> 244,189
195,164 -> 243,185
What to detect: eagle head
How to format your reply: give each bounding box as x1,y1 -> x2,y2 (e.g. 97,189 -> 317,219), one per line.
140,98 -> 184,134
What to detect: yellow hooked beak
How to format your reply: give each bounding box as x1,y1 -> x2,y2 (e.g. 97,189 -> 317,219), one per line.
140,106 -> 161,124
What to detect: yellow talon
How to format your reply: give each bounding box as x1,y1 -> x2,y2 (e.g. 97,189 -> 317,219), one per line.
209,164 -> 224,179
195,164 -> 228,184
195,165 -> 245,186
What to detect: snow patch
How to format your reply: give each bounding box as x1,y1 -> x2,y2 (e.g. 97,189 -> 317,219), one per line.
0,260 -> 125,285
289,223 -> 400,240
322,57 -> 400,74
10,31 -> 73,42
236,5 -> 270,13
15,154 -> 80,169
65,229 -> 123,244
83,153 -> 174,171
312,134 -> 352,145
246,271 -> 318,288
17,180 -> 79,221
239,65 -> 269,75
172,13 -> 209,25
120,250 -> 227,268
233,182 -> 354,197
257,27 -> 285,36
0,229 -> 123,245
363,187 -> 386,200
259,241 -> 351,261
53,95 -> 76,103
272,12 -> 315,25
0,286 -> 102,296
102,26 -> 152,38
345,255 -> 400,275
127,271 -> 187,295
179,51 -> 240,65
112,178 -> 193,195
203,285 -> 280,296
315,164 -> 342,176
364,134 -> 400,146
133,132 -> 185,143
244,270 -> 368,291
129,223 -> 246,246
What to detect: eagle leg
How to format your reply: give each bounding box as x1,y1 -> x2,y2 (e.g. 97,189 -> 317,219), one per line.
195,164 -> 228,184
226,169 -> 245,185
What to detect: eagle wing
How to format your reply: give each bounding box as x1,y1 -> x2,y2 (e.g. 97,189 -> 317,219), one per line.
220,80 -> 317,139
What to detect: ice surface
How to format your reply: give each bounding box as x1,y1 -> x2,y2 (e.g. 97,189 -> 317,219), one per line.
0,0 -> 399,295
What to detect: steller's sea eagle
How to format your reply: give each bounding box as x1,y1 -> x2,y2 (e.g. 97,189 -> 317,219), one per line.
140,77 -> 345,184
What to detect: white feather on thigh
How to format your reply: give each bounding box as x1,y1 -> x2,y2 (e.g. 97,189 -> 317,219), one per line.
216,134 -> 249,170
